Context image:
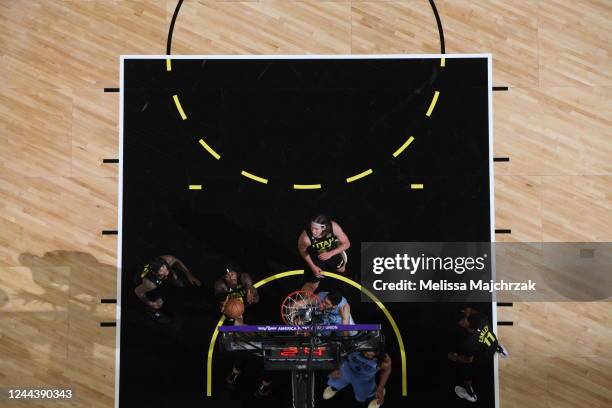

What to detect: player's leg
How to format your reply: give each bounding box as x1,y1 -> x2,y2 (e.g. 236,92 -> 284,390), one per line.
324,363 -> 351,399
226,352 -> 246,389
454,362 -> 477,403
144,290 -> 170,324
351,377 -> 377,405
253,370 -> 273,397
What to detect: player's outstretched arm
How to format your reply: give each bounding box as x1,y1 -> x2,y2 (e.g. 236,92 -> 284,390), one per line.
240,273 -> 259,303
214,279 -> 229,311
339,303 -> 351,336
376,355 -> 392,404
161,255 -> 201,286
329,221 -> 351,257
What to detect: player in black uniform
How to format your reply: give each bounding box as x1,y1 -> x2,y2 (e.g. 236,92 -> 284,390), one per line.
448,308 -> 508,403
214,265 -> 268,394
298,214 -> 351,292
213,264 -> 259,326
134,255 -> 201,323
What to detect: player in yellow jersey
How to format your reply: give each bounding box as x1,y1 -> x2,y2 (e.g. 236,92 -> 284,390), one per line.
298,214 -> 351,292
448,308 -> 508,403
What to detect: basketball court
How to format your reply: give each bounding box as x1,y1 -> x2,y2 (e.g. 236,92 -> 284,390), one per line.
0,2 -> 610,408
118,54 -> 494,407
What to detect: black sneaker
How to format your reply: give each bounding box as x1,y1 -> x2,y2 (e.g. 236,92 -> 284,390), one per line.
254,383 -> 272,398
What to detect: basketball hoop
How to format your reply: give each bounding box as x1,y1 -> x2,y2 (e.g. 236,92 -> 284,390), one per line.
281,290 -> 322,326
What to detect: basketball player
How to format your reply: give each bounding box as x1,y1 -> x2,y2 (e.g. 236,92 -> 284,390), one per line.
214,264 -> 259,326
298,214 -> 350,292
448,307 -> 509,403
323,350 -> 392,407
215,264 -> 263,391
318,291 -> 356,336
134,255 -> 201,323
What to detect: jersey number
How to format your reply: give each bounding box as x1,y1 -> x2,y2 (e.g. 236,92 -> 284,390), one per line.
483,331 -> 496,346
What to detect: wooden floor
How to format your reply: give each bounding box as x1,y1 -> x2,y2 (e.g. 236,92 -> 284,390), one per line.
0,1 -> 610,407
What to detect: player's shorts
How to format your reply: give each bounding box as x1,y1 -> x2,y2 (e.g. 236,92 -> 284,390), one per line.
304,251 -> 348,283
327,360 -> 376,402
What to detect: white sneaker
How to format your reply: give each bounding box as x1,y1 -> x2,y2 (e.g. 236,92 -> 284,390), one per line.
323,386 -> 337,400
497,343 -> 509,358
367,388 -> 385,407
455,386 -> 477,403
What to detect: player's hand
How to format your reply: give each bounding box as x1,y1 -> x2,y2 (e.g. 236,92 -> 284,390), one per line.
448,352 -> 458,362
329,369 -> 341,379
188,275 -> 201,286
312,266 -> 324,278
246,288 -> 255,304
376,387 -> 385,404
318,252 -> 333,261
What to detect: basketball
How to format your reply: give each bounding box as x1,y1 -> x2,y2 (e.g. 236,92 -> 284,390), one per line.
224,298 -> 244,319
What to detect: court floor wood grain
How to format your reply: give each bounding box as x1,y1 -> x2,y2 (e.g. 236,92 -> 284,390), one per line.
0,1 -> 610,407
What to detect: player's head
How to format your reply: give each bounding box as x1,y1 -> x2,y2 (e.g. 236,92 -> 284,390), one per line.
309,214 -> 332,238
467,313 -> 487,331
363,341 -> 386,362
149,257 -> 170,277
322,292 -> 343,310
224,264 -> 240,286
457,310 -> 470,329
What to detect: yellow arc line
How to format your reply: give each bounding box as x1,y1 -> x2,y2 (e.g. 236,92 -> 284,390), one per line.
189,185 -> 202,190
392,136 -> 415,158
411,183 -> 424,190
241,170 -> 268,184
205,269 -> 408,397
199,139 -> 221,160
206,316 -> 226,396
173,94 -> 187,120
166,59 -> 172,72
426,91 -> 440,117
346,168 -> 373,183
293,184 -> 322,190
440,57 -> 446,67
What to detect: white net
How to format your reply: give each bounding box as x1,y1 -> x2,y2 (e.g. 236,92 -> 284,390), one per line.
281,291 -> 321,326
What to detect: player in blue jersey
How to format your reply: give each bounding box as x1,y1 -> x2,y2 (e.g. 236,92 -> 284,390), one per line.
323,349 -> 392,407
